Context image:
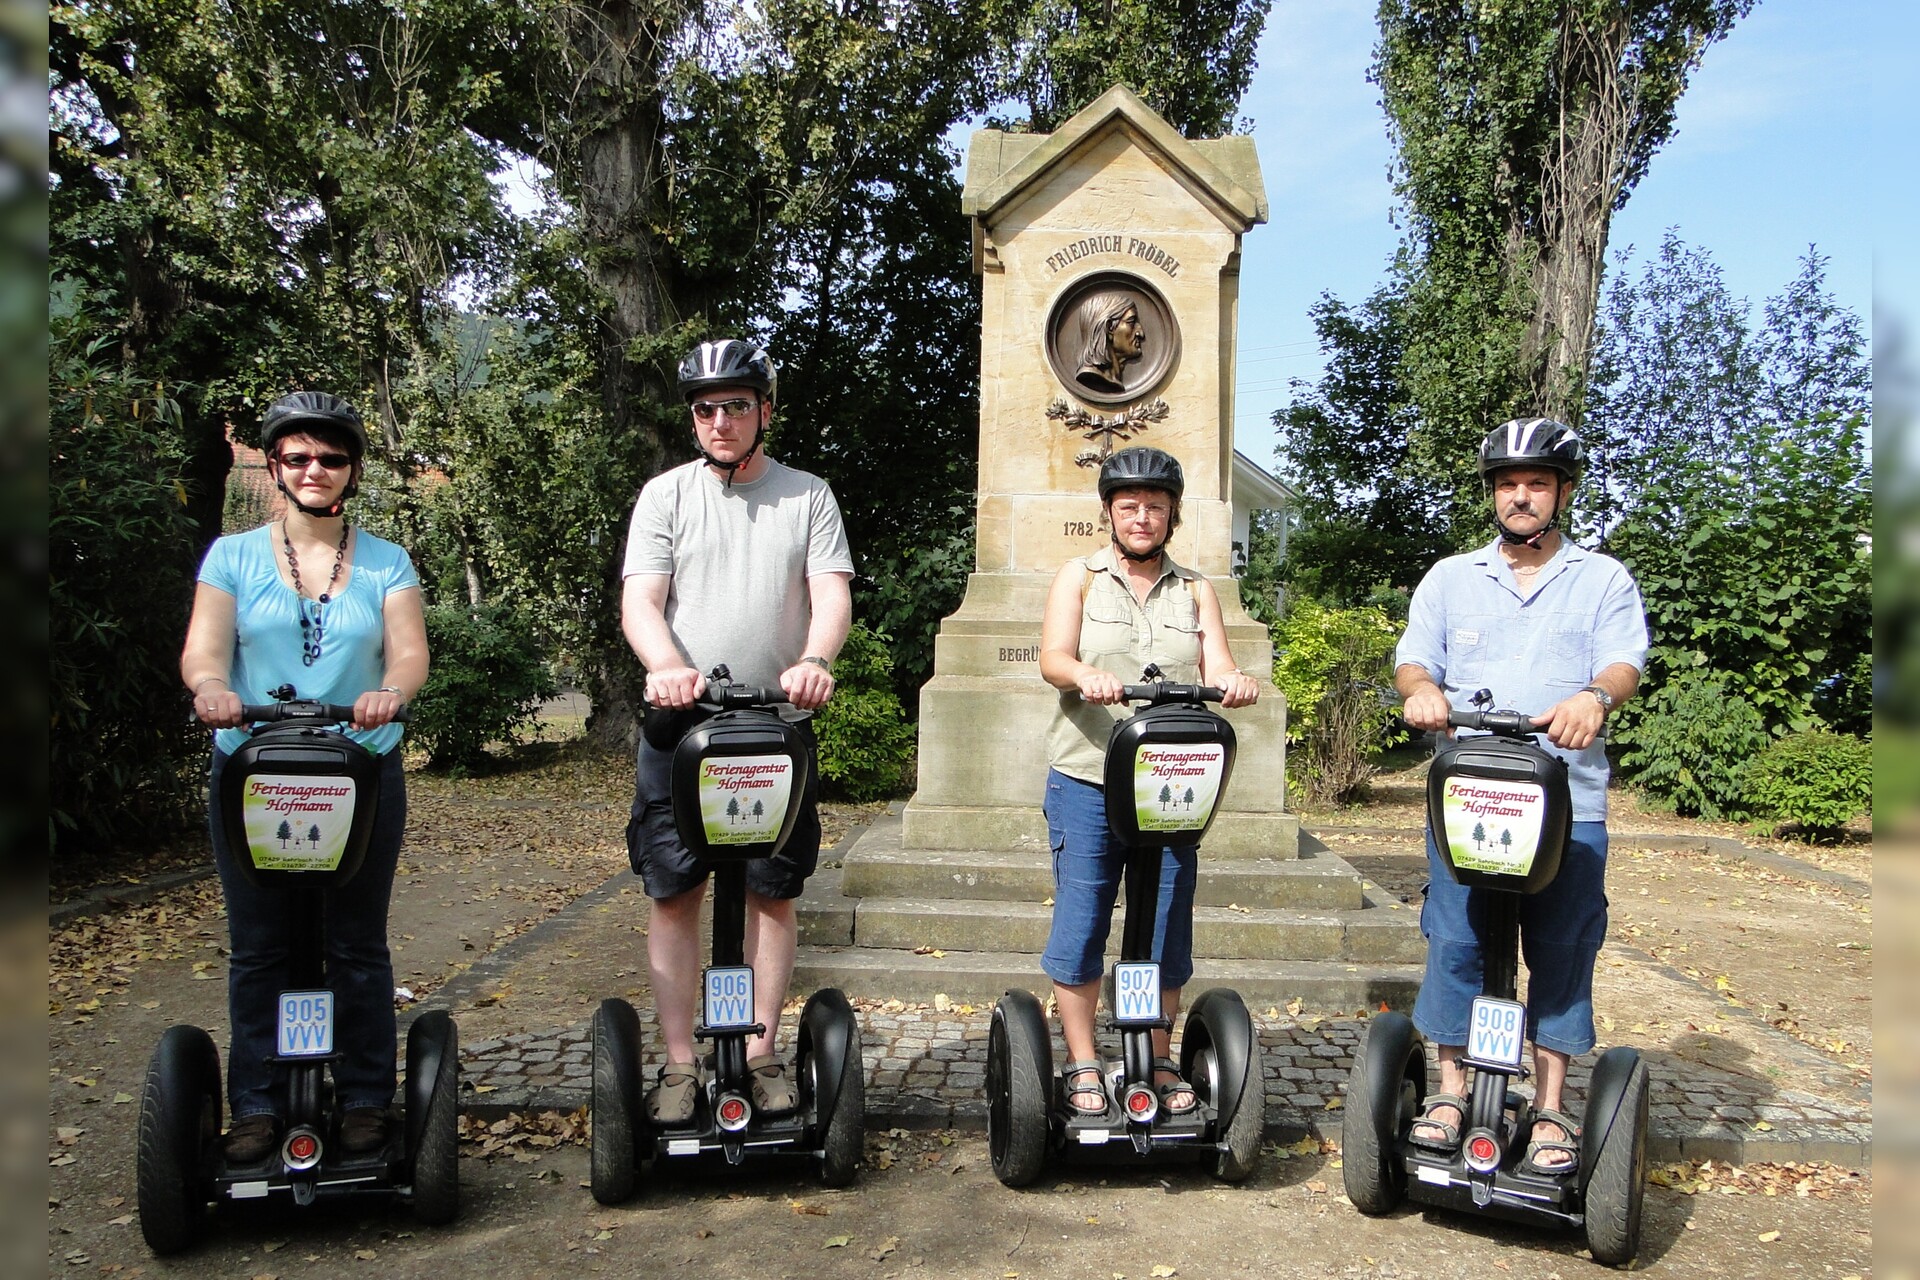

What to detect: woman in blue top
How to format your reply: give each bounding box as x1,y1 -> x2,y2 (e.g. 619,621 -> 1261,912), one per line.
180,391 -> 429,1166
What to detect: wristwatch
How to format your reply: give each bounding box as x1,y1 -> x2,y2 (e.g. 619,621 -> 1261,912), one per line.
801,656 -> 833,673
1581,684 -> 1614,714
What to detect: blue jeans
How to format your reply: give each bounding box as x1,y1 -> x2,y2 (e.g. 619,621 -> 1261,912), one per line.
209,748 -> 406,1119
1040,769 -> 1197,988
1411,821 -> 1609,1057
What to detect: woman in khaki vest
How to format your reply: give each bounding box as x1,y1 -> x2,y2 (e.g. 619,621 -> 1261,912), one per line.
1036,447 -> 1261,1117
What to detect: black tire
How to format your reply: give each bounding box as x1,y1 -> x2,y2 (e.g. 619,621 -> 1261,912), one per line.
816,1014 -> 864,1187
1183,995 -> 1263,1182
590,1001 -> 642,1205
408,1013 -> 460,1225
1583,1057 -> 1649,1266
137,1025 -> 221,1255
986,993 -> 1051,1187
1341,1014 -> 1421,1215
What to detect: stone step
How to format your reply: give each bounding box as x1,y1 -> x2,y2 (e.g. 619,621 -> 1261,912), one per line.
790,946 -> 1422,1014
840,841 -> 1363,910
798,883 -> 1421,962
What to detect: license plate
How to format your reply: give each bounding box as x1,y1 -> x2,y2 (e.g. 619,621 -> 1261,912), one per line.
702,965 -> 755,1030
1466,996 -> 1526,1068
277,989 -> 334,1058
1113,962 -> 1162,1024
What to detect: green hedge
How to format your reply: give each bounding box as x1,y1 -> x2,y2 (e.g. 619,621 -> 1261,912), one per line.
812,624 -> 916,802
1743,730 -> 1870,839
409,603 -> 557,771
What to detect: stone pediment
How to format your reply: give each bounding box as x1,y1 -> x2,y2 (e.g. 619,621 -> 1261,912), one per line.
962,84 -> 1267,233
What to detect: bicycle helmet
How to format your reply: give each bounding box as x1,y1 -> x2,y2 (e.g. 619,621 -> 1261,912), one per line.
1478,417 -> 1582,547
260,391 -> 368,517
1097,447 -> 1184,562
1098,446 -> 1184,502
677,340 -> 777,486
677,339 -> 777,405
1477,417 -> 1583,483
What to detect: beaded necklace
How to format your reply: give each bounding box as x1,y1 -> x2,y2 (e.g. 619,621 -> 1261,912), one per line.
283,520 -> 350,666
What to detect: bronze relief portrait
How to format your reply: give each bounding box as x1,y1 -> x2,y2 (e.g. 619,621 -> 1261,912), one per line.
1045,271 -> 1178,407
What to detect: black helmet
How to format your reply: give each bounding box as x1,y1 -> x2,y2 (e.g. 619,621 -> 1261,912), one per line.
1478,417 -> 1583,483
677,339 -> 777,406
261,391 -> 369,459
1098,446 -> 1185,502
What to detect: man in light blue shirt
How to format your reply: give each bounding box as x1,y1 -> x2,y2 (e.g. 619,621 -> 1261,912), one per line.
1393,418 -> 1648,1176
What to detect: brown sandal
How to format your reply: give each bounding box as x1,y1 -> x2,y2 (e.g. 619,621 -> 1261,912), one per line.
747,1053 -> 796,1114
647,1061 -> 702,1125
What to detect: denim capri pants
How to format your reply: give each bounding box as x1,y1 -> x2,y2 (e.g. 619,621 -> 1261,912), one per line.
1040,769 -> 1198,988
1411,820 -> 1610,1057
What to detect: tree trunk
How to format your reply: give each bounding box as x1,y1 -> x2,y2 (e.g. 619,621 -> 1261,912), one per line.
558,0 -> 690,751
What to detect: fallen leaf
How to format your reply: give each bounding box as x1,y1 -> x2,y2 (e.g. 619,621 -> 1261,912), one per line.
1758,1230 -> 1781,1243
1151,1267 -> 1177,1278
823,1235 -> 852,1249
354,1249 -> 377,1261
790,1199 -> 830,1216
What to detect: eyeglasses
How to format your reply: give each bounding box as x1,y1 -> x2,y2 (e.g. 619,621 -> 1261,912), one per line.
1111,500 -> 1171,520
277,451 -> 354,470
690,398 -> 758,422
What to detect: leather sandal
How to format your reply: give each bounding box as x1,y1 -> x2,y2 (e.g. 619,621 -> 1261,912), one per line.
1153,1056 -> 1199,1115
747,1053 -> 797,1114
1061,1060 -> 1108,1117
1408,1092 -> 1466,1152
1519,1108 -> 1582,1176
647,1061 -> 702,1125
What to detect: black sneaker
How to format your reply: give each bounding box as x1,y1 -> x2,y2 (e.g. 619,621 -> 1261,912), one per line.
222,1114 -> 281,1164
339,1106 -> 393,1154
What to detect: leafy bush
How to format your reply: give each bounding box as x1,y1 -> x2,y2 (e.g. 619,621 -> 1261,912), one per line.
1743,730 -> 1871,839
1271,600 -> 1406,804
409,603 -> 557,771
50,327 -> 205,853
812,624 -> 916,802
1614,670 -> 1770,820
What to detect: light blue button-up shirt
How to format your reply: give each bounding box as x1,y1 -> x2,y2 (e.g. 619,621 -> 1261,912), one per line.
1396,535 -> 1649,821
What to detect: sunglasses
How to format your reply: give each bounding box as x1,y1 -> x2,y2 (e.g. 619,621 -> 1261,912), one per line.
690,398 -> 758,422
277,451 -> 354,470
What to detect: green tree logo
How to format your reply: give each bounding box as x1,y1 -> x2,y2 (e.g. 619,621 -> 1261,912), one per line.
752,799 -> 764,824
1159,783 -> 1173,811
1472,821 -> 1486,850
1183,786 -> 1195,811
277,819 -> 293,848
727,796 -> 741,825
307,823 -> 321,847
1500,829 -> 1513,857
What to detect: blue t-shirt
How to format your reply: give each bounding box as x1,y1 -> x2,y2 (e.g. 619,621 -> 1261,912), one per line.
197,525 -> 421,755
1396,535 -> 1648,821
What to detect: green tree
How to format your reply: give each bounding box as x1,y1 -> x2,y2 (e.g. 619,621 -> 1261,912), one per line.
1160,783 -> 1174,811
278,820 -> 293,848
986,0 -> 1269,137
1272,599 -> 1408,804
1591,239 -> 1870,769
1472,820 -> 1486,849
1280,0 -> 1755,553
727,796 -> 740,825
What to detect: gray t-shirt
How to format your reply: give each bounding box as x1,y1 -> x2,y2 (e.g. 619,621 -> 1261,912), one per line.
622,457 -> 855,695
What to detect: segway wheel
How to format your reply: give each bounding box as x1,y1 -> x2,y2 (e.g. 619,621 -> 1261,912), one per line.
590,999 -> 645,1205
986,992 -> 1051,1187
1583,1054 -> 1650,1266
1341,1012 -> 1421,1215
813,1007 -> 865,1188
137,1025 -> 221,1255
407,1011 -> 461,1225
1184,991 -> 1263,1182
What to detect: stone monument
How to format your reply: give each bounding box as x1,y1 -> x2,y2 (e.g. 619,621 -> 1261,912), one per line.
910,83 -> 1291,853
794,87 -> 1421,1012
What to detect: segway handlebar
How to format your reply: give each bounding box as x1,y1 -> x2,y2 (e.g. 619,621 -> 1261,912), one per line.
1445,706 -> 1536,738
1119,682 -> 1224,707
239,700 -> 411,725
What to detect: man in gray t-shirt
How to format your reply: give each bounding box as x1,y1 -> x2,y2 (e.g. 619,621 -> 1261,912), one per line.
619,339 -> 854,1126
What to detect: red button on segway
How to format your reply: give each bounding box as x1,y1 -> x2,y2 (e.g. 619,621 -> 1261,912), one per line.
718,1097 -> 748,1125
288,1133 -> 319,1161
1468,1135 -> 1498,1164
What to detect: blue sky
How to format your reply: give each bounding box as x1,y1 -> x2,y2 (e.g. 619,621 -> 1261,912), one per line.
1229,1 -> 1889,471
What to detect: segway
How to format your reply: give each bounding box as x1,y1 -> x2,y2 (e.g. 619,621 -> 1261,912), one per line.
590,667 -> 864,1201
988,666 -> 1265,1187
138,697 -> 458,1255
1341,691 -> 1648,1265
